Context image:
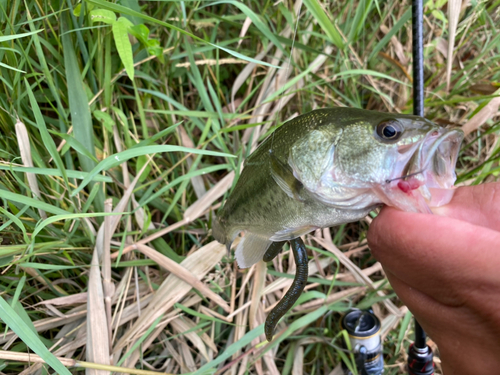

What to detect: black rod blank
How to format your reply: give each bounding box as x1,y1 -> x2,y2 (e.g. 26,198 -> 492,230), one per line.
411,0 -> 429,353
414,319 -> 427,350
412,0 -> 424,118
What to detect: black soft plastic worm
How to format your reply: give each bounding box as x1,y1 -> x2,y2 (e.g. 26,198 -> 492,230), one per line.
264,237 -> 309,341
263,241 -> 286,262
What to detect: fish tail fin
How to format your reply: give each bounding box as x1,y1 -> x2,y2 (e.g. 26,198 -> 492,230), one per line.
212,217 -> 233,256
235,233 -> 272,269
212,216 -> 226,244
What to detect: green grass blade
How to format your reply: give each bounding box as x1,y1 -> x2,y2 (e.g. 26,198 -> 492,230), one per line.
204,1 -> 286,54
0,61 -> 25,73
61,15 -> 97,174
368,8 -> 411,61
348,0 -> 374,43
0,29 -> 43,42
0,296 -> 72,375
17,263 -> 82,270
335,69 -> 407,85
395,310 -> 413,354
116,315 -> 162,366
174,303 -> 234,325
48,129 -> 99,164
85,0 -> 281,68
0,189 -> 71,215
24,79 -> 70,187
31,212 -> 123,244
0,165 -> 112,182
303,0 -> 344,49
71,145 -> 235,196
0,207 -> 30,244
192,324 -> 264,375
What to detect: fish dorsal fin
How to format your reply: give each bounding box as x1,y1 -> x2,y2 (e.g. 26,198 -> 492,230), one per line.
289,128 -> 341,193
270,152 -> 304,201
235,233 -> 272,268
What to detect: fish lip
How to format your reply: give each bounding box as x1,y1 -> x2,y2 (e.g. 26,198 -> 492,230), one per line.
419,128 -> 463,188
375,127 -> 463,213
392,128 -> 463,186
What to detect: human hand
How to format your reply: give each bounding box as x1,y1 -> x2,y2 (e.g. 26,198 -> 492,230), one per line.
367,182 -> 500,375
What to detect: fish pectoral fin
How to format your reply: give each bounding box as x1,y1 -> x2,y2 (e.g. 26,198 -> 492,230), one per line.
235,233 -> 272,268
270,153 -> 304,201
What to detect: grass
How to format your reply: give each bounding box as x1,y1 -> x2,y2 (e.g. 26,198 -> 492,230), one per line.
0,0 -> 499,374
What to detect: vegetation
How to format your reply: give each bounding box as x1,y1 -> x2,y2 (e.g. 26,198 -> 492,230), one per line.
0,0 -> 499,373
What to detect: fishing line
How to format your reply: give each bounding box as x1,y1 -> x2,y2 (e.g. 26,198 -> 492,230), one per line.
385,170 -> 424,184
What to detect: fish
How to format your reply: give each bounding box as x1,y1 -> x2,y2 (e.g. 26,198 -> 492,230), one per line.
212,107 -> 463,340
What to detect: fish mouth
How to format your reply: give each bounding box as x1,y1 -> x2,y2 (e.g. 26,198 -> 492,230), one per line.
383,127 -> 464,212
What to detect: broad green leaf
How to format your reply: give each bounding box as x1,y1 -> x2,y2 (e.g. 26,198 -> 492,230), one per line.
146,39 -> 164,63
128,23 -> 149,44
0,296 -> 72,375
112,17 -> 134,80
73,2 -> 95,16
89,8 -> 116,24
93,110 -> 115,133
73,3 -> 83,16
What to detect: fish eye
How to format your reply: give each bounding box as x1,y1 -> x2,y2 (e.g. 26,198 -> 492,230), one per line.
376,120 -> 403,141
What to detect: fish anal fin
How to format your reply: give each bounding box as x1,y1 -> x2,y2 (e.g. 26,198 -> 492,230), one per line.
235,233 -> 272,269
270,225 -> 317,242
270,153 -> 304,201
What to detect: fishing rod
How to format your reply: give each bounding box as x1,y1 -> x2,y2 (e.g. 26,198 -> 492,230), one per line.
342,1 -> 435,374
407,0 -> 434,374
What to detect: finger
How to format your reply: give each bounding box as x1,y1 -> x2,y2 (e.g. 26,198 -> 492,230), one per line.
367,207 -> 500,302
383,267 -> 499,375
432,182 -> 500,232
383,267 -> 459,329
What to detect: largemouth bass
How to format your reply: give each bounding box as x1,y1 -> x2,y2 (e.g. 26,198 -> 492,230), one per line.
212,107 -> 463,340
